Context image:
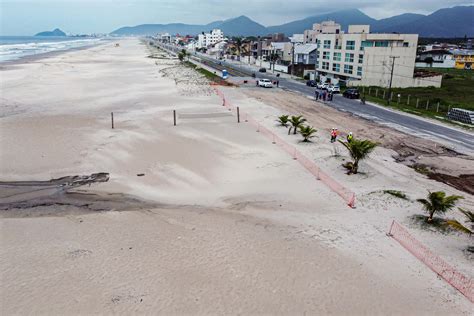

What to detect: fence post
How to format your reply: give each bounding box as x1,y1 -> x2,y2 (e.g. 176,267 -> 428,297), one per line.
390,92 -> 393,101
222,98 -> 225,106
448,105 -> 451,112
173,110 -> 176,126
436,102 -> 440,112
375,89 -> 378,97
397,94 -> 401,104
237,107 -> 240,123
111,112 -> 114,129
383,90 -> 386,100
369,87 -> 371,95
416,98 -> 419,108
426,100 -> 429,110
407,95 -> 410,105
386,220 -> 395,237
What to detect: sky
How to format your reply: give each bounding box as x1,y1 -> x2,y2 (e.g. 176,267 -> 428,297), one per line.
0,0 -> 472,36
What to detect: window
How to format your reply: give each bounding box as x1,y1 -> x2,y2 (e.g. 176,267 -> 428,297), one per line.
317,40 -> 321,48
323,51 -> 330,60
361,41 -> 373,51
375,41 -> 389,47
358,54 -> 364,64
333,52 -> 341,61
322,62 -> 330,70
344,64 -> 353,74
332,63 -> 340,72
323,40 -> 331,49
345,53 -> 354,63
403,42 -> 409,47
334,39 -> 341,50
357,66 -> 362,76
346,40 -> 355,50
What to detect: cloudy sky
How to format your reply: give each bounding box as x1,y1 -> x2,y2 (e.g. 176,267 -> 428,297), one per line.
1,0 -> 472,35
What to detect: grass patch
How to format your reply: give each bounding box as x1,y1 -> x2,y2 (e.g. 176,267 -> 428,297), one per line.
184,61 -> 220,80
412,164 -> 431,175
383,190 -> 408,200
355,68 -> 474,129
410,215 -> 454,234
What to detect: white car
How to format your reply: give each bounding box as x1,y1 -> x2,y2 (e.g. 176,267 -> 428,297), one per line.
328,85 -> 341,93
317,82 -> 329,90
258,79 -> 273,88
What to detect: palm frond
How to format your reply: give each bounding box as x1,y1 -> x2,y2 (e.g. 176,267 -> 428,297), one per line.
446,220 -> 473,234
459,208 -> 474,223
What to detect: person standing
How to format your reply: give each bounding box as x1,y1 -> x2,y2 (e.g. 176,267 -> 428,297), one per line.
330,128 -> 337,143
347,132 -> 353,143
276,80 -> 280,87
315,90 -> 319,100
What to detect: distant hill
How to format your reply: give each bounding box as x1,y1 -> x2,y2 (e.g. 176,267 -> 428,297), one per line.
377,6 -> 474,37
267,9 -> 376,34
110,6 -> 474,38
35,28 -> 66,36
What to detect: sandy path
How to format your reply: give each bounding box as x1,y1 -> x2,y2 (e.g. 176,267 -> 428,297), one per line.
0,39 -> 472,314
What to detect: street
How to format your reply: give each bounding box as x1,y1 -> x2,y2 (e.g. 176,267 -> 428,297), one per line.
159,42 -> 474,154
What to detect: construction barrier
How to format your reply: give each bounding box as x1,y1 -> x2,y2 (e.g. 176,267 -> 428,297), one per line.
388,220 -> 474,302
211,83 -> 356,208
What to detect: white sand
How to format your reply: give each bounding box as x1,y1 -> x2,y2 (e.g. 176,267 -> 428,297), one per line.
0,39 -> 472,314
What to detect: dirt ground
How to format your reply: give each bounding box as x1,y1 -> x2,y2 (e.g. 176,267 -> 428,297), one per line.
241,88 -> 474,195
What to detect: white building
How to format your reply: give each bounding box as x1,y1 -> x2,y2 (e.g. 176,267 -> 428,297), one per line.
415,50 -> 455,68
197,29 -> 224,49
304,21 -> 341,44
158,33 -> 171,43
313,24 -> 441,88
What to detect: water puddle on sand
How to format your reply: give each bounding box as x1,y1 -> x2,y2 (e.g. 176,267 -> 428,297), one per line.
0,173 -> 156,217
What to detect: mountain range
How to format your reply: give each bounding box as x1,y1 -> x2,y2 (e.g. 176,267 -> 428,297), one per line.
110,6 -> 474,38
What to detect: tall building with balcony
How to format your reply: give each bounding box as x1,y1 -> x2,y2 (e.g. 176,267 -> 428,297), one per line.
304,21 -> 341,44
312,24 -> 440,88
197,29 -> 224,49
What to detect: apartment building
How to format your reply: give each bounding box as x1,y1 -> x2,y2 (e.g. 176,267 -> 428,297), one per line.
304,21 -> 341,44
313,24 -> 441,88
197,29 -> 224,49
452,49 -> 474,70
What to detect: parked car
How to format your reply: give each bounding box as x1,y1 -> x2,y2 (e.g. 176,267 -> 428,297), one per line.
258,79 -> 273,88
343,88 -> 360,99
306,80 -> 316,87
317,82 -> 330,90
258,68 -> 267,72
327,85 -> 341,94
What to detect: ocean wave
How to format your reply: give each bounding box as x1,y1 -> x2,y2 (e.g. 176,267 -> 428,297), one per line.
0,38 -> 102,62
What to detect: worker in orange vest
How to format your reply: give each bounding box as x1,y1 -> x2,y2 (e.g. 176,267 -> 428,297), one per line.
330,128 -> 338,143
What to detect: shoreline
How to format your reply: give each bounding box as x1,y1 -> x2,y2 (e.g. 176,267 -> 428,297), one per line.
0,38 -> 113,67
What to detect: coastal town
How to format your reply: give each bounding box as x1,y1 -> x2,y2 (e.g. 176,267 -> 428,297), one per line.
1,3 -> 473,315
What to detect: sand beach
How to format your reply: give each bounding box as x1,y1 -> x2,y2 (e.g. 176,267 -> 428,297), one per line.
0,39 -> 472,314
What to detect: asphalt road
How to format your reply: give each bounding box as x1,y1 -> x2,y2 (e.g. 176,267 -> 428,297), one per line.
158,43 -> 474,154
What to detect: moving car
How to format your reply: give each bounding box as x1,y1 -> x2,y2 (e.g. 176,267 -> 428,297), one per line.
327,85 -> 341,94
343,88 -> 360,99
317,82 -> 329,90
258,68 -> 267,72
258,79 -> 273,88
306,80 -> 316,87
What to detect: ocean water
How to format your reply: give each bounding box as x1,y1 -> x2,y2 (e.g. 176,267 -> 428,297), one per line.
0,36 -> 103,62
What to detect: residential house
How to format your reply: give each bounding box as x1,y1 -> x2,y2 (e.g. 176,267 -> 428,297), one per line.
451,49 -> 474,70
415,50 -> 455,68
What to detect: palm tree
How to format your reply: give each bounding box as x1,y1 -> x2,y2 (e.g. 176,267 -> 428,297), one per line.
289,115 -> 306,135
178,52 -> 185,62
338,138 -> 378,174
181,49 -> 190,61
417,191 -> 463,222
276,115 -> 289,127
299,126 -> 317,142
235,37 -> 243,57
446,208 -> 473,234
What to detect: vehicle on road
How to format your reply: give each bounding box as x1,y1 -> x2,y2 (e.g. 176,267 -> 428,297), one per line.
259,68 -> 267,73
327,85 -> 341,94
258,79 -> 273,88
306,80 -> 316,87
317,82 -> 330,90
343,88 -> 360,99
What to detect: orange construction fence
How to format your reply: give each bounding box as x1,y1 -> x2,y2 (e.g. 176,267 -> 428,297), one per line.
211,84 -> 356,208
388,220 -> 473,302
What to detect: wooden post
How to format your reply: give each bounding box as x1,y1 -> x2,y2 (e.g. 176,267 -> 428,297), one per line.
390,92 -> 393,101
416,99 -> 419,108
425,100 -> 429,110
397,95 -> 400,104
237,107 -> 240,123
375,89 -> 378,97
111,112 -> 114,129
436,102 -> 440,112
368,87 -> 371,95
407,95 -> 410,105
173,110 -> 176,126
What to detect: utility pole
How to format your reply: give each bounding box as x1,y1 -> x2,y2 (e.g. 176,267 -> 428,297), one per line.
291,42 -> 295,78
387,56 -> 399,105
